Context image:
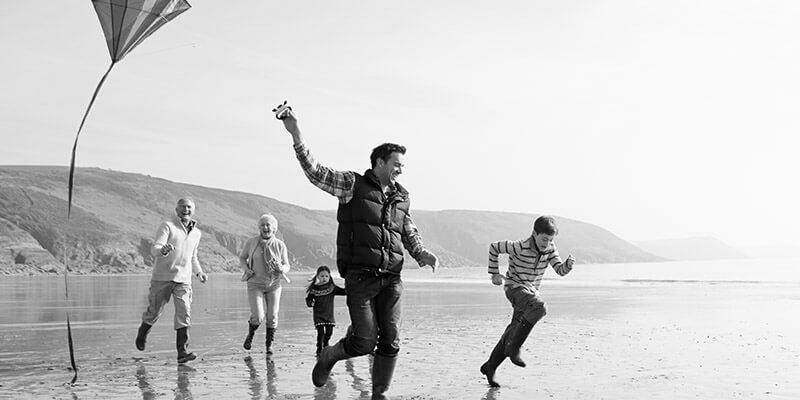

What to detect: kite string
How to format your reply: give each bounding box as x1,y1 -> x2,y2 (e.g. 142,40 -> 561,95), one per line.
68,62 -> 116,217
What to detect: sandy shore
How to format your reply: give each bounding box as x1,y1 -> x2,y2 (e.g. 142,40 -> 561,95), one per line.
1,270 -> 798,399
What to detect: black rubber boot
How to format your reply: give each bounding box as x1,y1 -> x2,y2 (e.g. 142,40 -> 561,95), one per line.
312,341 -> 350,387
265,327 -> 276,355
480,337 -> 507,387
504,319 -> 534,367
371,354 -> 398,400
243,323 -> 259,350
135,322 -> 152,351
176,327 -> 196,364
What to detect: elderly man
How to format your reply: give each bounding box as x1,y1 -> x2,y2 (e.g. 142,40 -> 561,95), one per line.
276,105 -> 438,399
134,198 -> 208,364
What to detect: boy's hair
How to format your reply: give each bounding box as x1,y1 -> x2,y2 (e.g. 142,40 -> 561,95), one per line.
370,143 -> 406,168
533,215 -> 559,236
306,265 -> 332,292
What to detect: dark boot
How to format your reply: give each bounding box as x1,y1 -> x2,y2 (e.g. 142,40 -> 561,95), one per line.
372,354 -> 397,400
135,322 -> 152,351
243,323 -> 259,350
265,327 -> 276,355
176,327 -> 196,364
312,341 -> 350,387
480,337 -> 507,387
504,319 -> 534,367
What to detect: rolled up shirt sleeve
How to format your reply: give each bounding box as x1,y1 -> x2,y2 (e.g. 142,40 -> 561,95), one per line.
401,213 -> 429,266
293,142 -> 356,203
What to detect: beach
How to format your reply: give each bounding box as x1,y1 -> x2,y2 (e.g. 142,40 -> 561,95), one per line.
1,262 -> 798,399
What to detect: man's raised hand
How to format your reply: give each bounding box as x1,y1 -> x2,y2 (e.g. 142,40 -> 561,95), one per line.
273,101 -> 301,140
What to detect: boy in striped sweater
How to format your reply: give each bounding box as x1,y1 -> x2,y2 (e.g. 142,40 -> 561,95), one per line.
480,215 -> 576,387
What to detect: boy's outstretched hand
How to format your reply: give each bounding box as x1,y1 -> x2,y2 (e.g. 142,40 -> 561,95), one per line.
491,273 -> 504,286
566,255 -> 576,268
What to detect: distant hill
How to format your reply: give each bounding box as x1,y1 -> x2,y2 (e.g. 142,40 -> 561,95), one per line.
0,166 -> 662,275
633,236 -> 747,261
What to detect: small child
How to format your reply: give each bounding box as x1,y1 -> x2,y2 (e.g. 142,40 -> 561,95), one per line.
305,266 -> 346,355
480,215 -> 576,388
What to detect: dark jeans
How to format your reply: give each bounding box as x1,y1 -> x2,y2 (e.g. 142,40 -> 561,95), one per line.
505,285 -> 547,326
341,272 -> 403,358
485,285 -> 548,367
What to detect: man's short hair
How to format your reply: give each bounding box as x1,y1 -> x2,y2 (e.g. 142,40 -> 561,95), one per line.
370,143 -> 406,168
533,215 -> 559,236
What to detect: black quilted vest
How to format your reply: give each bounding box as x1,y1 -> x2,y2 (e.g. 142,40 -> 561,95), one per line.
335,169 -> 410,277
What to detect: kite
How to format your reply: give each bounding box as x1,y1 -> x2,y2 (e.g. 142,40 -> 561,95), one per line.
69,0 -> 192,217
63,0 -> 191,385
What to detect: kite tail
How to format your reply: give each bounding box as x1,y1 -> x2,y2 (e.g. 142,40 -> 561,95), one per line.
66,314 -> 78,385
68,62 -> 116,218
63,245 -> 78,385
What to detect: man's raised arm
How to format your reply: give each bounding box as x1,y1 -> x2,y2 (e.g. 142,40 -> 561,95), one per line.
276,106 -> 355,202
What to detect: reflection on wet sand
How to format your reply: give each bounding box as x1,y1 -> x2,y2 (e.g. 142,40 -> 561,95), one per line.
345,358 -> 370,398
481,387 -> 500,400
244,354 -> 279,398
265,356 -> 277,397
176,365 -> 194,399
243,356 -> 263,399
135,363 -> 156,400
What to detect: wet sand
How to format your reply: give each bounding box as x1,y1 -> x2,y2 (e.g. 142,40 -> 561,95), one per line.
1,269 -> 798,399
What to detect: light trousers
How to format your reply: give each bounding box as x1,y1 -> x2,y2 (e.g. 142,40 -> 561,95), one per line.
247,280 -> 282,328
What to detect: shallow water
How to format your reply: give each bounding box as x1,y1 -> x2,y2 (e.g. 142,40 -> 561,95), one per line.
1,261 -> 799,399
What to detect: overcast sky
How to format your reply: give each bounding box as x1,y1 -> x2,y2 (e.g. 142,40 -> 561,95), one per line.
1,1 -> 798,249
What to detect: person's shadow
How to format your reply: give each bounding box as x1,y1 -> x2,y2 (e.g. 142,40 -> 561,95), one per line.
135,363 -> 156,400
176,364 -> 195,399
244,356 -> 264,400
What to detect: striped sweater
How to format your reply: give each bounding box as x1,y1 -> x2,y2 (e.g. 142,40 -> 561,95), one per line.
488,237 -> 571,291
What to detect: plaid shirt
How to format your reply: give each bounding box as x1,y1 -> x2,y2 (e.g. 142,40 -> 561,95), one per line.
293,142 -> 428,265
